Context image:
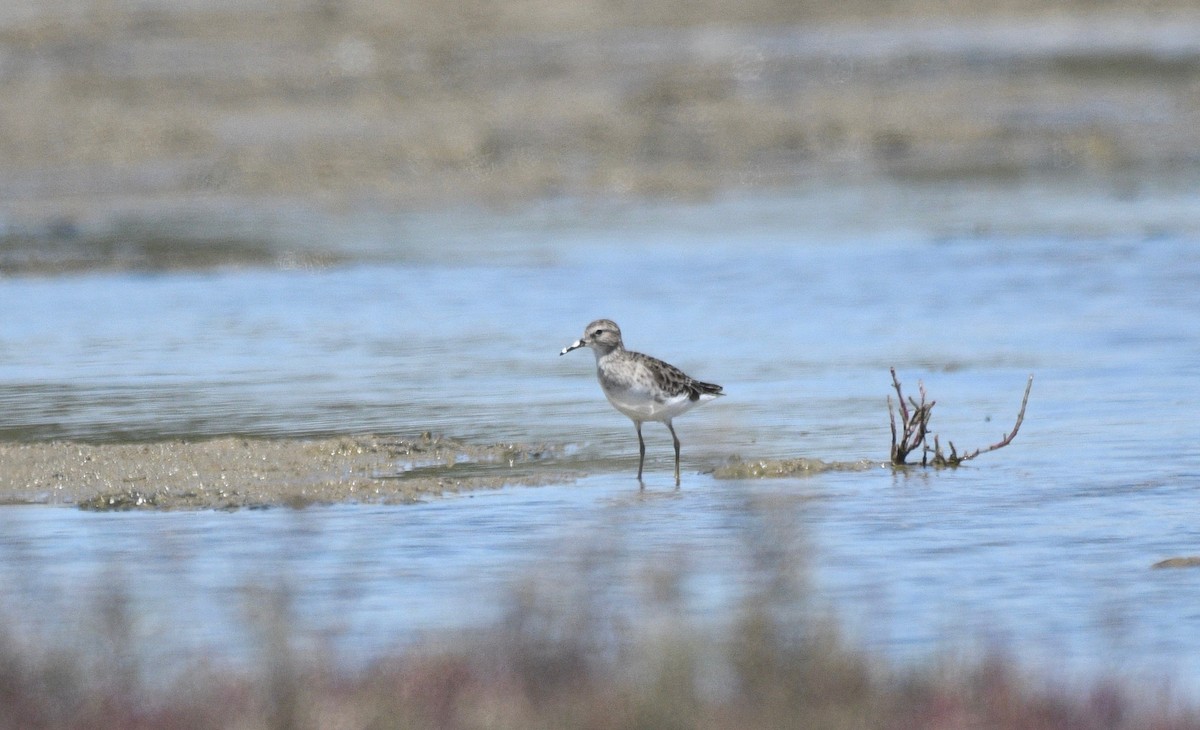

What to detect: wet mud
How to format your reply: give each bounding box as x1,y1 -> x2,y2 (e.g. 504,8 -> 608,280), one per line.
0,434 -> 570,510
3,3 -> 1199,274
712,457 -> 878,479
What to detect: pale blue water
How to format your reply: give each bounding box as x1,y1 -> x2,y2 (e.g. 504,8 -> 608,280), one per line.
1,175 -> 1200,694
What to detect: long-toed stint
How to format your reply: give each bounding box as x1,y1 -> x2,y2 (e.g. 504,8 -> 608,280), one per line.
561,319 -> 723,486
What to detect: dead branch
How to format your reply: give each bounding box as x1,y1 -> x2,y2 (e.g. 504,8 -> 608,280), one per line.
888,367 -> 934,465
888,370 -> 1034,468
931,374 -> 1034,466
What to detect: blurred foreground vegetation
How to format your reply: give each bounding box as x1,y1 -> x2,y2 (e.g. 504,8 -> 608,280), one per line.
1,518 -> 1195,730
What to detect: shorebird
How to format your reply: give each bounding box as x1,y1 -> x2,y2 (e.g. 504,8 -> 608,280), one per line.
560,319 -> 723,486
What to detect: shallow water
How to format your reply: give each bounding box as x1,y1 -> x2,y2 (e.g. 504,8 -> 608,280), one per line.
2,174 -> 1200,693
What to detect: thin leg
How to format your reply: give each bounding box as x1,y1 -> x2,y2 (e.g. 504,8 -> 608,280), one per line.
666,420 -> 681,487
635,421 -> 646,485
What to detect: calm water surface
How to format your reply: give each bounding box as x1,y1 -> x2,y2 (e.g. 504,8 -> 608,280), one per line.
1,176 -> 1199,693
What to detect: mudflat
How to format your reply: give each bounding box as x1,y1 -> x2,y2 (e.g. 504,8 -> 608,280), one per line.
2,1 -> 1197,228
0,434 -> 567,510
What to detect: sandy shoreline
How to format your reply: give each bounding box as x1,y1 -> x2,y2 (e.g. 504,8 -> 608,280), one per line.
0,434 -> 571,510
0,433 -> 892,509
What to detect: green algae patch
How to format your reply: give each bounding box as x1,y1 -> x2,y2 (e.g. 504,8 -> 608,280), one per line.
713,457 -> 878,479
78,489 -> 162,511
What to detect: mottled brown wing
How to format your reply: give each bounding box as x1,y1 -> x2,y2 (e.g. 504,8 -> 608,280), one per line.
638,352 -> 723,402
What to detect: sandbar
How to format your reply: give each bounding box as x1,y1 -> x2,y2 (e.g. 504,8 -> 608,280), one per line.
0,434 -> 569,510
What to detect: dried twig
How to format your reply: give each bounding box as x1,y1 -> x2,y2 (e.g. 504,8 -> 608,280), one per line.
888,370 -> 1033,468
932,374 -> 1034,466
888,368 -> 934,465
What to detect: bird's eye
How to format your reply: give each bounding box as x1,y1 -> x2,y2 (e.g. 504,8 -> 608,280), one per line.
593,329 -> 604,336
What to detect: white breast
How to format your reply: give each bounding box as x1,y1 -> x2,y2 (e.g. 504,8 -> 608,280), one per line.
601,381 -> 713,422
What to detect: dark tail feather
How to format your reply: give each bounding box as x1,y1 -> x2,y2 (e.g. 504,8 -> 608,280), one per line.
688,380 -> 724,400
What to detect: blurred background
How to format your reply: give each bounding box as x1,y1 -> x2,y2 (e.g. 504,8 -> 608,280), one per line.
2,0 -> 1198,256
